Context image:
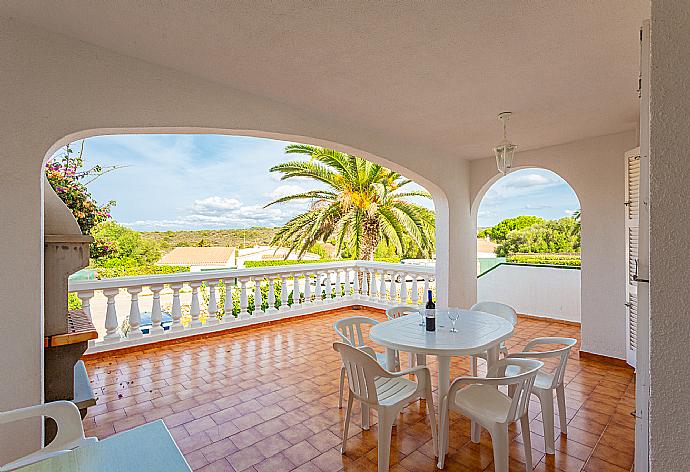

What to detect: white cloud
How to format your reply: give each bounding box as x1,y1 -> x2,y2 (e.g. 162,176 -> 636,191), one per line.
502,173 -> 556,189
564,209 -> 576,215
266,184 -> 306,200
192,196 -> 242,215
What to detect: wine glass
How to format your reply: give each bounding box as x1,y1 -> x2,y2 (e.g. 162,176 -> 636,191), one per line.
418,310 -> 426,327
448,310 -> 460,333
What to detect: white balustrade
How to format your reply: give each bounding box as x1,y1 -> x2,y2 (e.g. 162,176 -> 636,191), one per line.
68,261 -> 434,354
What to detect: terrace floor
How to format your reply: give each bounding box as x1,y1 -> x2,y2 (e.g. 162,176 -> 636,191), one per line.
83,308 -> 636,472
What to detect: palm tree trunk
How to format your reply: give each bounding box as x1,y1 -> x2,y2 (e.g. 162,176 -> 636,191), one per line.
361,217 -> 379,261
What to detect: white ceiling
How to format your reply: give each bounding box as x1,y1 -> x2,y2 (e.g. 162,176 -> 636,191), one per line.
2,1 -> 649,159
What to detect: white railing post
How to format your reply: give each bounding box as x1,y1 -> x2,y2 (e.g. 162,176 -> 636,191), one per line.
360,268 -> 368,300
292,272 -> 302,308
126,286 -> 143,339
76,290 -> 94,320
149,285 -> 165,334
315,272 -> 323,304
189,281 -> 202,328
389,272 -> 398,305
379,270 -> 388,302
304,272 -> 313,305
369,269 -> 378,300
411,275 -> 419,306
207,281 -> 219,325
223,279 -> 235,323
279,274 -> 289,312
170,283 -> 184,331
253,276 -> 263,317
324,271 -> 333,303
400,272 -> 408,305
337,269 -> 344,298
352,267 -> 359,299
267,276 -> 279,314
238,278 -> 250,319
102,288 -> 121,343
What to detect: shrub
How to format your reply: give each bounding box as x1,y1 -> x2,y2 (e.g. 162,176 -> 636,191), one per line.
95,265 -> 189,279
506,253 -> 580,267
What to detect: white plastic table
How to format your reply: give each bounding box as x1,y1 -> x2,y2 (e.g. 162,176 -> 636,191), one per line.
369,309 -> 514,450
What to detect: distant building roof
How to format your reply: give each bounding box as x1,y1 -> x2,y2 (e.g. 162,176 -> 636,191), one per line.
477,237 -> 498,254
158,247 -> 235,266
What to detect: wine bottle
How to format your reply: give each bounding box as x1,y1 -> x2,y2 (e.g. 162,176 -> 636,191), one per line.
425,290 -> 436,331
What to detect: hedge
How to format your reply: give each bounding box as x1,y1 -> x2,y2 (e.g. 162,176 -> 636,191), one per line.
506,253 -> 580,267
95,265 -> 189,279
244,257 -> 401,268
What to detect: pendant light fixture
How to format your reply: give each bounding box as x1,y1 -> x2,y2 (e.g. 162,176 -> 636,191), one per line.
494,111 -> 517,174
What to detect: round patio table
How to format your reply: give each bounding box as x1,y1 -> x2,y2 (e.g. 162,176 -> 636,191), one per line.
369,308 -> 514,464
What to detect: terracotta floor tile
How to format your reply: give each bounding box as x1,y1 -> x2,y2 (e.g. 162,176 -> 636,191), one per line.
83,308 -> 635,471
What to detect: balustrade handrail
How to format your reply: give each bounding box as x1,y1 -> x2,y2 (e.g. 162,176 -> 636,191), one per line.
68,260 -> 434,292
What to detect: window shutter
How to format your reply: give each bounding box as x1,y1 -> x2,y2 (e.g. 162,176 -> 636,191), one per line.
625,148 -> 640,366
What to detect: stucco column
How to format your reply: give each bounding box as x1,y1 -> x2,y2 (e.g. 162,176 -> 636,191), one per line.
434,158 -> 477,308
648,2 -> 690,469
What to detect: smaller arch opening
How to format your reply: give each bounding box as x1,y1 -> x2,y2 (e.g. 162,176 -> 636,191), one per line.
474,168 -> 581,323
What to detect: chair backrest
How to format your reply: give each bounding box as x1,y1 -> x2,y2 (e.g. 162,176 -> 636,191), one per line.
489,358 -> 543,423
385,305 -> 422,320
333,342 -> 390,405
520,337 -> 577,389
333,316 -> 378,348
0,401 -> 95,471
470,301 -> 518,326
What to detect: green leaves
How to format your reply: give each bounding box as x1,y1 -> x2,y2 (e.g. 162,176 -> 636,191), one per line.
266,145 -> 435,260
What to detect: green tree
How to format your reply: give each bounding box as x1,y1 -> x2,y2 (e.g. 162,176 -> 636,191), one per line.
497,217 -> 580,256
265,144 -> 435,260
481,215 -> 545,244
90,221 -> 161,266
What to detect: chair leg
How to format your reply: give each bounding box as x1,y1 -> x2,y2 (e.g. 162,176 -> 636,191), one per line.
341,394 -> 354,454
408,351 -> 416,369
520,415 -> 533,471
470,355 -> 478,377
362,402 -> 370,430
556,384 -> 568,434
537,389 -> 556,454
426,383 -> 438,458
338,367 -> 345,409
490,424 -> 509,472
416,353 -> 427,366
377,408 -> 396,472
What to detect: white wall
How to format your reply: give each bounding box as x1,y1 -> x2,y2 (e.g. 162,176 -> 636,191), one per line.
648,1 -> 690,468
470,131 -> 638,359
477,265 -> 581,322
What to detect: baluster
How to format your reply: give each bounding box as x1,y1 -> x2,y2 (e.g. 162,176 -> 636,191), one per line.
379,270 -> 388,302
127,286 -> 143,339
292,272 -> 302,308
400,272 -> 408,304
238,278 -> 250,319
411,275 -> 419,306
337,269 -> 344,298
170,283 -> 184,331
102,288 -> 121,342
253,276 -> 264,317
369,269 -> 378,300
389,272 -> 398,305
360,268 -> 368,299
344,268 -> 352,299
149,285 -> 165,334
352,267 -> 359,299
304,272 -> 313,305
189,281 -> 202,327
76,290 -> 94,320
324,271 -> 333,302
267,276 -> 279,314
315,272 -> 323,304
224,279 -> 235,322
206,281 -> 219,325
279,274 -> 289,312
423,276 -> 430,304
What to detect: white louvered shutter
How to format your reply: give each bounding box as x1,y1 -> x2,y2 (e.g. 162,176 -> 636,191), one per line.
625,147 -> 640,367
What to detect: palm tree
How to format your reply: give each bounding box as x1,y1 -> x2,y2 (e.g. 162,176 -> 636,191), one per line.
265,144 -> 435,261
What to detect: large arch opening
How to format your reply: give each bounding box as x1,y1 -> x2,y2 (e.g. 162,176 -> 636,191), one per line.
473,167 -> 581,323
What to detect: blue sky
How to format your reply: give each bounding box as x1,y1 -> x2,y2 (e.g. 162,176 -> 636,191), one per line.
67,134 -> 578,231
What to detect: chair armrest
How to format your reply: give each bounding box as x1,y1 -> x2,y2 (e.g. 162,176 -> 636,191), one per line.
507,350 -> 562,360
524,337 -> 577,351
390,365 -> 429,378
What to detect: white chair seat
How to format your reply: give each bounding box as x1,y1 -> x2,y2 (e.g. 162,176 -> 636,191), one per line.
506,366 -> 554,391
453,384 -> 512,424
374,376 -> 419,406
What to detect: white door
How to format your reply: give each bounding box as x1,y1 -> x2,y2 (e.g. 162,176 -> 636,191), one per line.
634,19 -> 651,472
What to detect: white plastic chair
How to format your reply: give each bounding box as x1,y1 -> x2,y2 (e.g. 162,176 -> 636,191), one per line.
0,401 -> 97,471
506,337 -> 577,454
333,342 -> 437,472
469,301 -> 518,375
438,358 -> 543,472
333,316 -> 399,409
385,306 -> 426,368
